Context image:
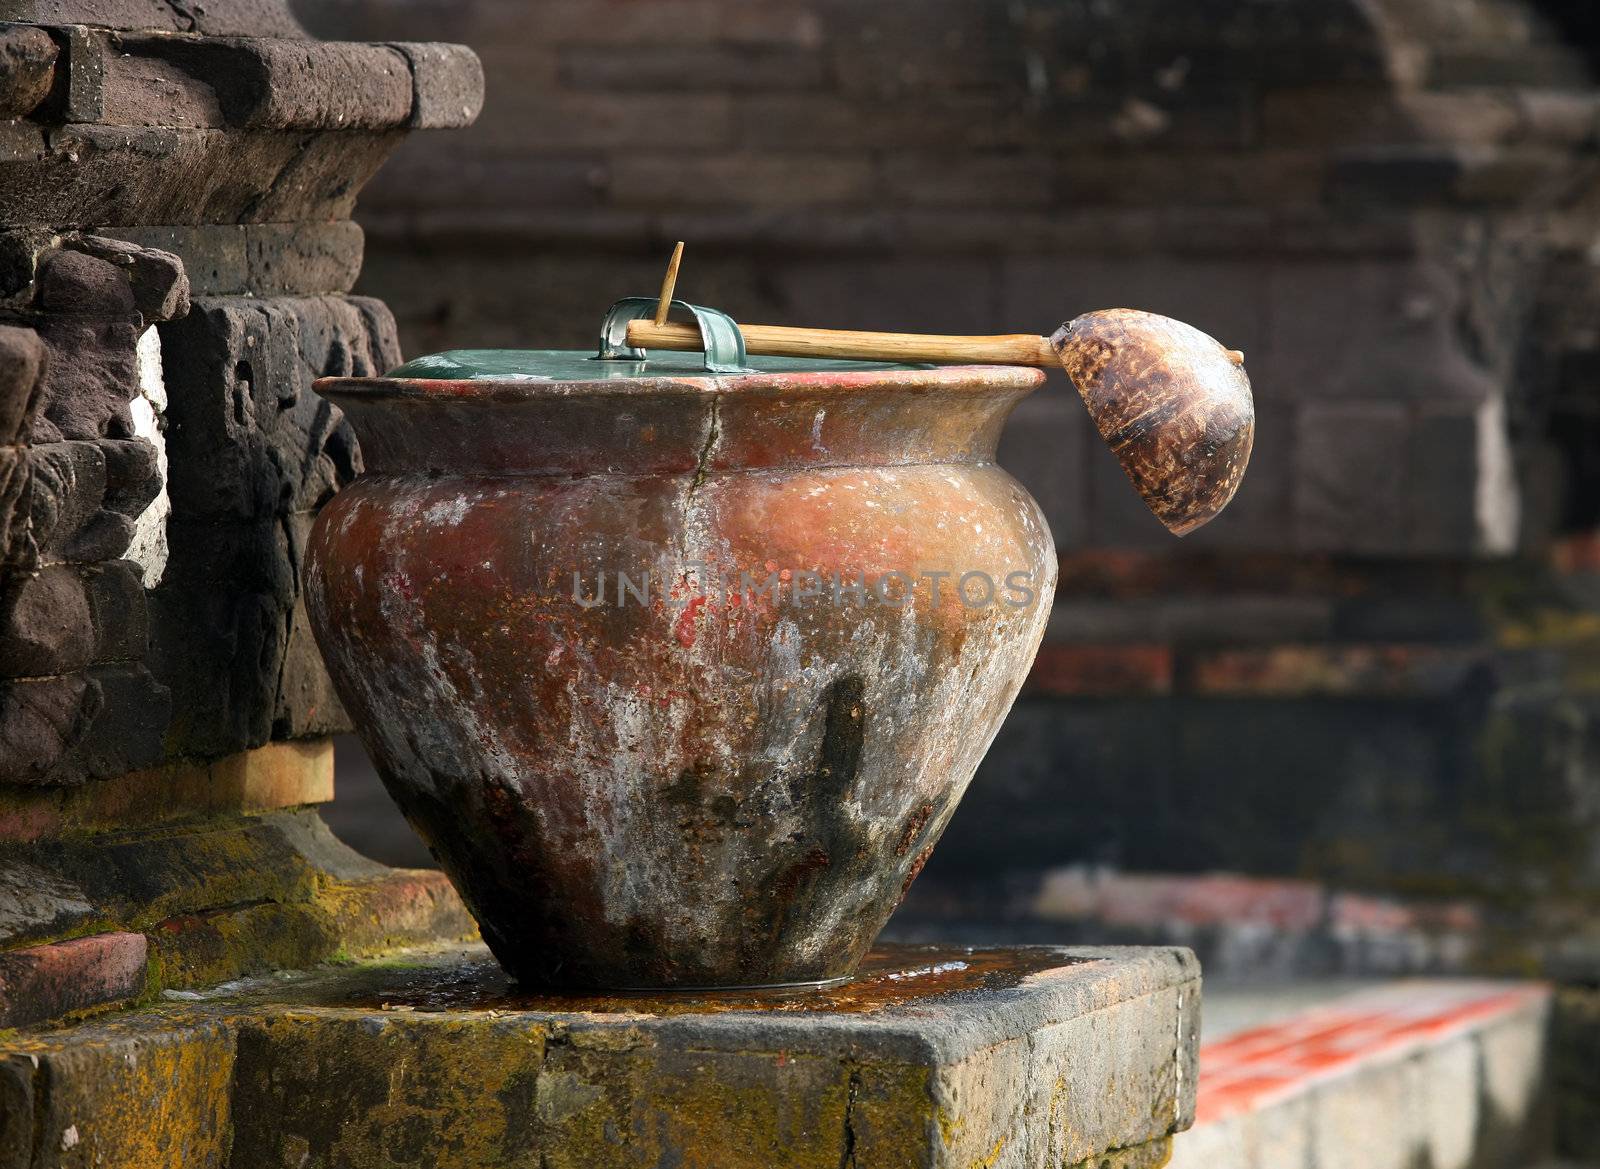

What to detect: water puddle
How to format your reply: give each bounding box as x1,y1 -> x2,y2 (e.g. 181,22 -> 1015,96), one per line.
333,943 -> 1093,1017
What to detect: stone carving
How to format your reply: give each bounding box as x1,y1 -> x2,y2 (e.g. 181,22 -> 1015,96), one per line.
0,4 -> 480,789
0,235 -> 181,785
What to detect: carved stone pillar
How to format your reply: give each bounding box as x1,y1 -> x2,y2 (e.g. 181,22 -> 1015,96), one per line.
0,0 -> 482,1026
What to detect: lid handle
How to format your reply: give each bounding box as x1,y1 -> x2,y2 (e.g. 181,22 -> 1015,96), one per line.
597,297 -> 755,374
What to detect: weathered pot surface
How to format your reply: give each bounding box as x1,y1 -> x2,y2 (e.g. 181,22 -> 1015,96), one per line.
307,350 -> 1057,988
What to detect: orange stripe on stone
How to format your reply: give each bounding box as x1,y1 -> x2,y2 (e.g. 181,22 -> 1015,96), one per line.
1193,982 -> 1549,1126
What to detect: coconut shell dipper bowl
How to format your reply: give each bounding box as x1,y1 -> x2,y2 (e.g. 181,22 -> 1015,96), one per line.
307,263 -> 1254,989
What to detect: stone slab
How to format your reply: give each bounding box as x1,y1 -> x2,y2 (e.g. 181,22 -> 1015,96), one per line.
146,867 -> 468,991
389,41 -> 485,129
11,24 -> 481,137
19,809 -> 322,921
0,123 -> 407,227
1169,980 -> 1553,1169
0,738 -> 334,844
0,930 -> 147,1028
1,1010 -> 237,1169
0,942 -> 1199,1169
243,221 -> 363,295
46,29 -> 410,130
0,806 -> 474,1014
0,857 -> 93,946
211,39 -> 413,130
89,221 -> 368,296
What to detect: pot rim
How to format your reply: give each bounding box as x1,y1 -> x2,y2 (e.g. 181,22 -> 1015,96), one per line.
314,364 -> 1048,404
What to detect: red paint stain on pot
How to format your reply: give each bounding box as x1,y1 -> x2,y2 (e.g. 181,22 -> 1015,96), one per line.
674,594 -> 710,648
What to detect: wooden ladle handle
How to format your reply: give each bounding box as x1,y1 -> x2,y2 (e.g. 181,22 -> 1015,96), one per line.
625,319 -> 1059,367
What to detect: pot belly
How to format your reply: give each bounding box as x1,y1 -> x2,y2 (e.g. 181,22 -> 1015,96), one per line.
307,463 -> 1055,988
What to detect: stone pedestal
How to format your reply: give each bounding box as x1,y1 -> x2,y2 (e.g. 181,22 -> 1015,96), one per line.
0,942 -> 1200,1169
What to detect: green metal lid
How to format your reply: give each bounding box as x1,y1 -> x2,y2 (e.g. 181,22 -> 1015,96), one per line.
388,349 -> 929,382
388,298 -> 931,382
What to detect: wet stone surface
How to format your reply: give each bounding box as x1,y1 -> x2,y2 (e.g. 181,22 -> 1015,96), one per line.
317,942 -> 1093,1016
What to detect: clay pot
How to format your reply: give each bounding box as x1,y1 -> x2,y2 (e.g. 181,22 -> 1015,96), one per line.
307,355 -> 1057,988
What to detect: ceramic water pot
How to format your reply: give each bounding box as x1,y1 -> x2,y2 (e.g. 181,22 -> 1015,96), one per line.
307,349 -> 1057,988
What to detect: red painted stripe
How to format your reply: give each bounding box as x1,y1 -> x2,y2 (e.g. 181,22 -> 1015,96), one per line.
1193,982 -> 1548,1126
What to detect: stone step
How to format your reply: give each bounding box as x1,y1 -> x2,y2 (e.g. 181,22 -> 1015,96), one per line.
1170,979 -> 1554,1169
0,799 -> 476,1029
0,941 -> 1200,1169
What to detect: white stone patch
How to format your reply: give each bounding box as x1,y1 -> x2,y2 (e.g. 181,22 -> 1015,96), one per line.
1474,394 -> 1519,555
125,326 -> 171,587
423,496 -> 472,526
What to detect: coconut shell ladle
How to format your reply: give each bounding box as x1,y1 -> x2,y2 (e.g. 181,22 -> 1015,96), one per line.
625,244 -> 1254,536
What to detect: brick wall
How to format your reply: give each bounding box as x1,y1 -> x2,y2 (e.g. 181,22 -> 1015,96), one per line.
296,0 -> 1600,942
299,0 -> 1600,559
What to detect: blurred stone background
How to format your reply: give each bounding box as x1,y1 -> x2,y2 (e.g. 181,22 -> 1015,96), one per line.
298,0 -> 1600,982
